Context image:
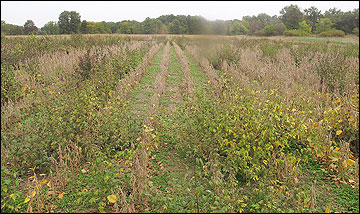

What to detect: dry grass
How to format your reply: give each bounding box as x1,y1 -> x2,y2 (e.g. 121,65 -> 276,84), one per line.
173,42 -> 195,97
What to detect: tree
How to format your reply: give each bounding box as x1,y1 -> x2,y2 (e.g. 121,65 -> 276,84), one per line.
314,18 -> 333,34
304,6 -> 322,32
10,25 -> 25,35
107,22 -> 121,34
97,21 -> 111,34
159,23 -> 168,34
158,14 -> 176,26
42,21 -> 59,35
334,9 -> 359,34
298,20 -> 312,33
24,20 -> 38,35
169,19 -> 182,34
117,21 -> 132,34
187,16 -> 205,34
280,4 -> 304,30
132,21 -> 144,34
142,17 -> 162,34
58,11 -> 81,34
212,20 -> 227,35
168,18 -> 189,34
229,21 -> 248,35
1,21 -> 25,35
80,20 -> 89,34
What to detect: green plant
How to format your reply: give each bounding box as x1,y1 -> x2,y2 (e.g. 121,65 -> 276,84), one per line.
318,29 -> 345,37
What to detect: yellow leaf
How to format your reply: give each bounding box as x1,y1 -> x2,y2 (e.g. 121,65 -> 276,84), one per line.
58,192 -> 64,200
32,190 -> 36,197
24,197 -> 31,203
325,205 -> 331,213
349,115 -> 354,122
342,160 -> 348,168
347,159 -> 355,166
107,195 -> 117,203
336,130 -> 342,135
40,179 -> 47,184
47,181 -> 52,188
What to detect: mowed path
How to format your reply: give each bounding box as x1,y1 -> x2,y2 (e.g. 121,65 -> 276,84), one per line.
127,41 -> 215,212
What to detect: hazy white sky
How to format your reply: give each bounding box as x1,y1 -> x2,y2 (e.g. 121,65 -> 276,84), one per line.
1,1 -> 359,27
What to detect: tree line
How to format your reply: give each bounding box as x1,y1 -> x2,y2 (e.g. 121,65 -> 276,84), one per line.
1,5 -> 359,37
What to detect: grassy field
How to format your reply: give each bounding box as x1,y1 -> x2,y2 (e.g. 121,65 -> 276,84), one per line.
1,34 -> 359,213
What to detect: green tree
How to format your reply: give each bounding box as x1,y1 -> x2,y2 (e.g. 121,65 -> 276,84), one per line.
280,4 -> 304,30
142,17 -> 162,34
159,23 -> 168,34
86,21 -> 98,34
314,18 -> 333,34
97,21 -> 111,34
229,21 -> 248,35
169,19 -> 188,34
117,21 -> 132,34
324,7 -> 343,24
107,22 -> 121,33
132,21 -> 144,34
58,11 -> 81,34
158,14 -> 176,26
212,20 -> 227,35
24,20 -> 38,35
335,9 -> 359,34
263,24 -> 278,36
304,6 -> 323,32
298,20 -> 312,33
80,20 -> 89,34
187,16 -> 205,34
9,25 -> 24,35
41,21 -> 59,35
1,21 -> 24,35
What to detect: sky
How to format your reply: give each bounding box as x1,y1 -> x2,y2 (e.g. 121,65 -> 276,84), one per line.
1,1 -> 359,27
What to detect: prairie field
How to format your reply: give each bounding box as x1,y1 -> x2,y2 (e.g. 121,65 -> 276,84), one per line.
1,34 -> 359,213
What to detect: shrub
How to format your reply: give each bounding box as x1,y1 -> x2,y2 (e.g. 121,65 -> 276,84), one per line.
318,29 -> 345,37
352,27 -> 359,36
283,29 -> 311,37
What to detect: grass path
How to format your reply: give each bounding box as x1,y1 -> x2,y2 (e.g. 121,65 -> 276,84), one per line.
146,43 -> 217,213
126,41 -> 220,212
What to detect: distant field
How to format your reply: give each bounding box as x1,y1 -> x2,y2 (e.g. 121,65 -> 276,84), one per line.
5,33 -> 359,44
1,34 -> 358,213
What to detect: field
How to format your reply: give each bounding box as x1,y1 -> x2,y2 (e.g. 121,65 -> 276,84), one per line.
1,34 -> 359,213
